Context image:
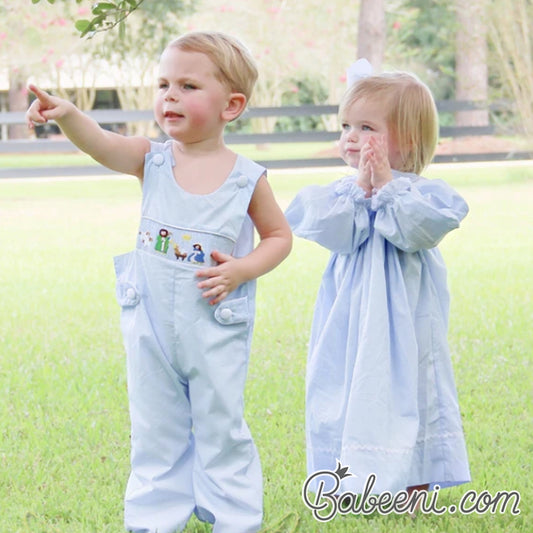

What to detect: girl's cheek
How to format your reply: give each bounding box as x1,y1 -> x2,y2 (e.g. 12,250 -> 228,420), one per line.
360,132 -> 375,145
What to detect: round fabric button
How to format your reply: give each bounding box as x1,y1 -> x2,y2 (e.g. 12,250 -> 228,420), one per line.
219,308 -> 233,321
236,174 -> 248,188
126,287 -> 137,299
152,153 -> 165,166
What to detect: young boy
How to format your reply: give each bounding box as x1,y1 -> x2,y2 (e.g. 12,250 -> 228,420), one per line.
27,31 -> 292,533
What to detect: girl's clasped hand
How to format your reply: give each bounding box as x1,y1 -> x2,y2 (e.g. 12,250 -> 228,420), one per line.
359,135 -> 393,194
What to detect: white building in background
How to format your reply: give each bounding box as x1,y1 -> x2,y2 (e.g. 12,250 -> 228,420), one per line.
0,54 -> 159,139
0,53 -> 158,105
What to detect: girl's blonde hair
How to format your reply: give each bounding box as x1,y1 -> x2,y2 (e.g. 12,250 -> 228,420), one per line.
339,72 -> 438,174
167,31 -> 258,106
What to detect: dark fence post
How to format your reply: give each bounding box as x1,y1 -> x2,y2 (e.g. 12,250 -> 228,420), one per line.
0,102 -> 531,178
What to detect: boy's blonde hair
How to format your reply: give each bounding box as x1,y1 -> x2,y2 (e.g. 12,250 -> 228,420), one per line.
167,31 -> 258,105
339,72 -> 438,174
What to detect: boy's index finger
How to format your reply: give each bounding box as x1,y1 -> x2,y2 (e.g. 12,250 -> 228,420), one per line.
28,84 -> 52,106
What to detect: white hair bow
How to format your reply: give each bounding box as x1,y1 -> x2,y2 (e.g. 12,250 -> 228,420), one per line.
346,58 -> 373,87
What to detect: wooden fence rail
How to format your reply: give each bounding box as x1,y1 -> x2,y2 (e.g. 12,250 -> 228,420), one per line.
0,101 -> 530,178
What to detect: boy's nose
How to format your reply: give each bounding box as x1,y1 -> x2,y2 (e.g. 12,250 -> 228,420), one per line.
164,88 -> 178,101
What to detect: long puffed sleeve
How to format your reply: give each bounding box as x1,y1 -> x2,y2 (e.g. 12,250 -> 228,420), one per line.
372,175 -> 469,253
285,177 -> 371,253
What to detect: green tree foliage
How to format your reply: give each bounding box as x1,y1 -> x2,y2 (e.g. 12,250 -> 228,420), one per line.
31,0 -> 146,38
275,77 -> 329,133
97,1 -> 195,61
29,0 -> 196,59
387,0 -> 456,100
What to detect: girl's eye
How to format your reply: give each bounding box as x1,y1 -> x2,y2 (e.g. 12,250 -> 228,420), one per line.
341,123 -> 351,131
362,124 -> 373,131
183,83 -> 197,90
158,82 -> 168,90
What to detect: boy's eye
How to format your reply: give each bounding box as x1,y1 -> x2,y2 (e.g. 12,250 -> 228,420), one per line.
158,82 -> 168,89
183,83 -> 197,90
341,123 -> 351,131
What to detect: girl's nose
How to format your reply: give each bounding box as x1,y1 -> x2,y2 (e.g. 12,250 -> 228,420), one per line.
345,127 -> 358,142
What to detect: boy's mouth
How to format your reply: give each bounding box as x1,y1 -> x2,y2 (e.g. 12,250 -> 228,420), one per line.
164,111 -> 184,118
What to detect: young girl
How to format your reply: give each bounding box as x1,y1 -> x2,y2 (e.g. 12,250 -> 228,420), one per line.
26,32 -> 292,533
286,69 -> 470,500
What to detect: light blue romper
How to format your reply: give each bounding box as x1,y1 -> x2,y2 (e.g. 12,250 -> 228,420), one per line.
286,172 -> 471,494
114,141 -> 264,533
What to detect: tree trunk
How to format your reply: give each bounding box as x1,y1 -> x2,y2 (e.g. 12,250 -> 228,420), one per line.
455,0 -> 489,126
357,0 -> 386,72
8,68 -> 29,140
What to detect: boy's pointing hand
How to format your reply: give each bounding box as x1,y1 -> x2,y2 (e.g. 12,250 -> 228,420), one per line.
26,84 -> 71,129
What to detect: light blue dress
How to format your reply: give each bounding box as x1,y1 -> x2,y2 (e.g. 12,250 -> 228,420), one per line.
114,141 -> 264,532
286,171 -> 471,494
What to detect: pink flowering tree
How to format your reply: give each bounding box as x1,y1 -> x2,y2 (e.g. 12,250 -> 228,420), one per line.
19,0 -> 196,138
0,2 -> 92,138
186,0 -> 360,133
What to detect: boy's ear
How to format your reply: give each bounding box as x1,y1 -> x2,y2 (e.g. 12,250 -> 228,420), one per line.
222,93 -> 247,122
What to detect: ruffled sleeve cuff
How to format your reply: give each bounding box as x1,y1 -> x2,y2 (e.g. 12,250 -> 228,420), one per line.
285,177 -> 370,253
335,178 -> 369,204
372,174 -> 469,252
370,177 -> 413,210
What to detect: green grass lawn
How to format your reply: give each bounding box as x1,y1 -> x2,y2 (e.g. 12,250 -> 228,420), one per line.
0,163 -> 531,532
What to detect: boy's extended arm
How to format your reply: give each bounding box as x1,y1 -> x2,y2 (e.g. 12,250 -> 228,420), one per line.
196,175 -> 292,305
26,85 -> 149,178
